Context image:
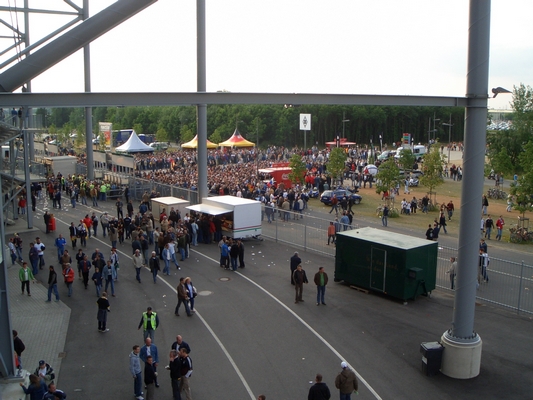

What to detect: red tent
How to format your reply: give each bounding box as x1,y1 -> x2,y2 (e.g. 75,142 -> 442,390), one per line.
219,128 -> 255,147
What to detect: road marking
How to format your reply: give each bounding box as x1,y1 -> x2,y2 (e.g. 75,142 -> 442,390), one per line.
48,210 -> 257,400
192,251 -> 383,400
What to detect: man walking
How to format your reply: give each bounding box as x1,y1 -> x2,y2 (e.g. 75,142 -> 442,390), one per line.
19,262 -> 34,296
62,263 -> 75,297
447,257 -> 457,290
308,373 -> 331,400
149,251 -> 160,283
293,264 -> 308,304
290,251 -> 301,285
129,345 -> 144,400
46,265 -> 60,302
382,205 -> 389,227
335,361 -> 358,400
314,267 -> 328,306
484,215 -> 494,240
55,234 -> 66,263
138,307 -> 160,341
496,215 -> 505,241
175,278 -> 192,317
133,249 -> 145,283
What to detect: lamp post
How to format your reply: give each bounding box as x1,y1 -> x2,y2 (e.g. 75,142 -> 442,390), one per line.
379,133 -> 383,153
370,137 -> 373,162
433,112 -> 440,143
342,111 -> 350,140
442,114 -> 453,165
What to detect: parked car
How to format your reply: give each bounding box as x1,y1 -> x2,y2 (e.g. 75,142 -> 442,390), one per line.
320,189 -> 362,206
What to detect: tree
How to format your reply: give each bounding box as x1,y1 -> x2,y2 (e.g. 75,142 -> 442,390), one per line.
327,147 -> 346,186
209,129 -> 223,145
487,83 -> 533,174
375,158 -> 401,207
419,147 -> 446,207
156,127 -> 169,142
397,148 -> 416,172
180,125 -> 195,143
490,148 -> 514,177
133,123 -> 143,135
288,154 -> 306,185
510,141 -> 533,218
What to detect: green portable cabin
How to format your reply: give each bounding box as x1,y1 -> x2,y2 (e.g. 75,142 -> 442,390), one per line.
335,227 -> 437,301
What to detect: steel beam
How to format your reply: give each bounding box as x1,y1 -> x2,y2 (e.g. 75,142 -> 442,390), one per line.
0,92 -> 468,108
0,0 -> 158,92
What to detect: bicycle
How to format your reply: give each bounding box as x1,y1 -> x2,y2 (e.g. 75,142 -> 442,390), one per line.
509,227 -> 533,243
487,188 -> 507,200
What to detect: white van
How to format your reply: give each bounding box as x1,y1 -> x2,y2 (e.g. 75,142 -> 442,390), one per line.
395,145 -> 427,161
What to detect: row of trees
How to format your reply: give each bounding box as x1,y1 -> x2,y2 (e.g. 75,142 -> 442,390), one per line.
37,104 -> 466,149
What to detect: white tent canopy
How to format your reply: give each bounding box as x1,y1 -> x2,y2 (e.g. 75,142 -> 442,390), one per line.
115,131 -> 153,153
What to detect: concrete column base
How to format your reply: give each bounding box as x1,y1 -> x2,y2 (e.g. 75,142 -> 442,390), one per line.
440,331 -> 482,379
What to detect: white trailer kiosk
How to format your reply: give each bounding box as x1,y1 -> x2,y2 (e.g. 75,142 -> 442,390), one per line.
151,197 -> 190,219
186,195 -> 262,239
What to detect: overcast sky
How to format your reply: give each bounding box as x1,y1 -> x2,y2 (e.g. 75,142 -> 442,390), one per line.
1,0 -> 531,110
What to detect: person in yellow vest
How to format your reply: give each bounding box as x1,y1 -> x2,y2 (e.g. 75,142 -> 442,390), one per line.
138,306 -> 160,342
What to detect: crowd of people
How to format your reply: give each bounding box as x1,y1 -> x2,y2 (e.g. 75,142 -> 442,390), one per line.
13,328 -> 66,399
129,332 -> 193,400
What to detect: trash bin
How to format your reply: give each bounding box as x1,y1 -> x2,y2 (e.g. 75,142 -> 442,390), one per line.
420,341 -> 443,376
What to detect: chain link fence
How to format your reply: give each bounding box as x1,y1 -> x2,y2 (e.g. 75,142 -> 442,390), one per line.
91,169 -> 533,315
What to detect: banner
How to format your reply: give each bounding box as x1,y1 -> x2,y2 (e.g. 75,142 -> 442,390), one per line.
99,122 -> 113,146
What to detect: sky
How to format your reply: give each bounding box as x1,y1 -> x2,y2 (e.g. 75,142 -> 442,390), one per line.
1,0 -> 532,110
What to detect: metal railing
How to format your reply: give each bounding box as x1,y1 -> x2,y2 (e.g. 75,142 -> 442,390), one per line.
86,169 -> 533,315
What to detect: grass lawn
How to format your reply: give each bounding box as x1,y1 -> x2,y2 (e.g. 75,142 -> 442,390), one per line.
322,177 -> 519,243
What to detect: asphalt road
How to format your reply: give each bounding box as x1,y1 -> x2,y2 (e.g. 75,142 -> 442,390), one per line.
27,195 -> 532,400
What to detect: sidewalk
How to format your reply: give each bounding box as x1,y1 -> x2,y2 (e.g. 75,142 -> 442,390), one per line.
1,222 -> 71,400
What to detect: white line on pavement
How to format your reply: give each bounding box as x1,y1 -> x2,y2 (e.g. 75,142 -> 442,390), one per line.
49,211 -> 257,400
192,250 -> 383,400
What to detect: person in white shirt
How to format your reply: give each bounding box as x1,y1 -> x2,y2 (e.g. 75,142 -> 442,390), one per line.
168,241 -> 180,270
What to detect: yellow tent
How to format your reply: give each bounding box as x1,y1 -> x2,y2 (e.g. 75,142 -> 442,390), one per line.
181,135 -> 218,149
218,129 -> 255,147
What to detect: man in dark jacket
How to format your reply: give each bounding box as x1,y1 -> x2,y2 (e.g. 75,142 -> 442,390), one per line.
13,330 -> 25,370
46,266 -> 60,301
229,239 -> 239,271
290,251 -> 301,285
144,355 -> 157,398
292,264 -> 308,304
314,267 -> 328,306
335,361 -> 358,399
168,350 -> 181,400
308,373 -> 331,400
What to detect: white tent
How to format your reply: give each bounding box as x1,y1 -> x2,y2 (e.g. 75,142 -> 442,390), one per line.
115,131 -> 153,153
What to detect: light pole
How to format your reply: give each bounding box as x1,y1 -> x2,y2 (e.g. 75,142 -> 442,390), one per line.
442,114 -> 453,165
433,112 -> 440,143
379,133 -> 383,153
342,111 -> 350,139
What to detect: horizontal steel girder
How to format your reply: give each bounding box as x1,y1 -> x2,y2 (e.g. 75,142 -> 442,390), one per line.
0,92 -> 469,108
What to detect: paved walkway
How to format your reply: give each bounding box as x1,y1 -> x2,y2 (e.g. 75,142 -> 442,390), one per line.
1,223 -> 71,400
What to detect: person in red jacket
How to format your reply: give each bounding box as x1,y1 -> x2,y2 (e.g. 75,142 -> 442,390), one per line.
62,263 -> 75,297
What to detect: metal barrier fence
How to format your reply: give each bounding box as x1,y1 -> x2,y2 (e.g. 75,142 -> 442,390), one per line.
91,170 -> 533,315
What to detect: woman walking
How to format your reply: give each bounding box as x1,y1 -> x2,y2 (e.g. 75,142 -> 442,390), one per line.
185,277 -> 197,313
